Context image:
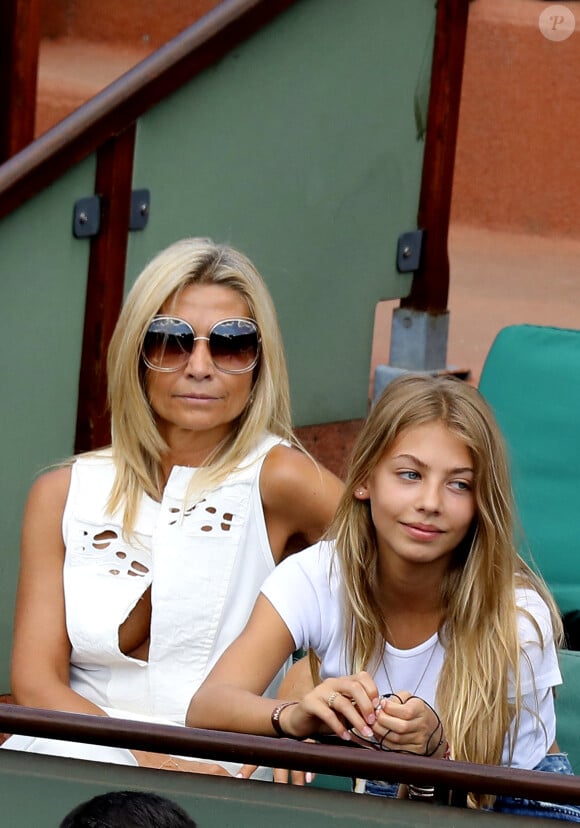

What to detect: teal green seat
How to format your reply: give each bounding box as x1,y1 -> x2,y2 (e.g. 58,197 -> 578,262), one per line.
556,649 -> 580,772
478,324 -> 580,615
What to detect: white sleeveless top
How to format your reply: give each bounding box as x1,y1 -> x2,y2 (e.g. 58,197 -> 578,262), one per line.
64,433 -> 286,722
4,434 -> 286,773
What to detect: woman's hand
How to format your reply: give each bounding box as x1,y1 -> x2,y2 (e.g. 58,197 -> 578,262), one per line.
132,750 -> 233,775
371,691 -> 445,756
280,672 -> 381,742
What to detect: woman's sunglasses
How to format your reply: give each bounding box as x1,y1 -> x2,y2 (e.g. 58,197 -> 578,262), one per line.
142,315 -> 261,374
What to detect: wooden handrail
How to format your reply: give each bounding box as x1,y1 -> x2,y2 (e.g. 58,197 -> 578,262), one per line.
2,705 -> 580,804
0,0 -> 297,222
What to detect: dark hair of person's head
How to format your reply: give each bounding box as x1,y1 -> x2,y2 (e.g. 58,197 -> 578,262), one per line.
60,790 -> 197,828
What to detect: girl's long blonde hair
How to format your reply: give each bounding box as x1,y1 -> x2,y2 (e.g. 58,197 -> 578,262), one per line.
105,237 -> 294,531
329,374 -> 561,801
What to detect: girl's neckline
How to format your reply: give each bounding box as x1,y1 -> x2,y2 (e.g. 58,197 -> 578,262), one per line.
383,630 -> 440,656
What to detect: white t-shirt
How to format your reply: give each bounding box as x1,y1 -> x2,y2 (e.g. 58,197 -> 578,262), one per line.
261,541 -> 562,770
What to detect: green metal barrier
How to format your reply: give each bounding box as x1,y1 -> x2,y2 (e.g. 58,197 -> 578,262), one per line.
0,750 -> 560,828
2,704 -> 577,825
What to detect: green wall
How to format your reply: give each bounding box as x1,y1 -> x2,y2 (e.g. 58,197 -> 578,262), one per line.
0,750 -> 527,828
0,158 -> 95,690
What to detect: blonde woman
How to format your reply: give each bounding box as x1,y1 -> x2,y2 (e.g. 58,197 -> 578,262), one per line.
188,374 -> 580,819
7,238 -> 343,776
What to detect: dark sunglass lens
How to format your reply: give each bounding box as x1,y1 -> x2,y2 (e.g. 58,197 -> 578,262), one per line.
143,318 -> 193,369
210,320 -> 259,372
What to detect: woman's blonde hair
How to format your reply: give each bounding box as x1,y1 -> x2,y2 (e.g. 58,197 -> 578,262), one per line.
106,237 -> 293,530
330,374 -> 562,799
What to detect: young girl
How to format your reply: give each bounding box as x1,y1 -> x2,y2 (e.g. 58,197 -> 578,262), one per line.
188,374 -> 580,818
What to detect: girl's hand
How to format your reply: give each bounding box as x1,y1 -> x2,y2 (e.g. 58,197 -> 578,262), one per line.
372,691 -> 444,756
281,672 -> 381,742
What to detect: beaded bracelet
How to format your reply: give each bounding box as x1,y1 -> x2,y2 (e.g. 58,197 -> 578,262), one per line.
271,701 -> 299,737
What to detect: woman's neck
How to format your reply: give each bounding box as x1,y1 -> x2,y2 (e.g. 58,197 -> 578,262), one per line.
157,422 -> 234,481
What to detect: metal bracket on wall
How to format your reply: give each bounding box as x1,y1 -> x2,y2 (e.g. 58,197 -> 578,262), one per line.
73,189 -> 150,238
396,229 -> 424,273
130,189 -> 151,231
73,195 -> 101,238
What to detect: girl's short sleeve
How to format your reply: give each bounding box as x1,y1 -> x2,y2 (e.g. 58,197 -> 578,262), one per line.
514,588 -> 562,698
260,541 -> 334,654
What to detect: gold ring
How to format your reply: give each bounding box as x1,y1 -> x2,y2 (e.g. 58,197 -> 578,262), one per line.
327,691 -> 341,709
